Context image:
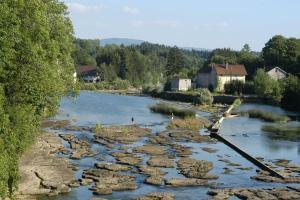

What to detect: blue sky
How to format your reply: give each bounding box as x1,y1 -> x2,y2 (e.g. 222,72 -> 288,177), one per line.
63,0 -> 300,51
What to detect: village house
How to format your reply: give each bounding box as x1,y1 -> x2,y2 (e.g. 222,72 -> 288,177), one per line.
266,66 -> 287,80
77,65 -> 100,83
170,78 -> 192,91
194,63 -> 247,91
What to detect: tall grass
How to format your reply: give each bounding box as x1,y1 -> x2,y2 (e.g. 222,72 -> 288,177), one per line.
150,103 -> 196,119
262,124 -> 300,141
240,109 -> 290,122
168,118 -> 209,130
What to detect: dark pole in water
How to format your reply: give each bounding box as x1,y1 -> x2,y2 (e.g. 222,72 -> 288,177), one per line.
210,131 -> 285,179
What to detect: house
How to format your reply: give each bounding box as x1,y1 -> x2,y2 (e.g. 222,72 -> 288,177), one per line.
77,65 -> 100,83
194,63 -> 247,91
170,78 -> 192,91
266,66 -> 287,80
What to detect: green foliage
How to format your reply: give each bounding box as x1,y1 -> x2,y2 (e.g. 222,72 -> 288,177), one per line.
166,47 -> 184,78
263,35 -> 300,73
74,41 -> 206,87
150,103 -> 196,119
192,88 -> 214,105
241,109 -> 290,122
73,39 -> 99,66
281,75 -> 300,112
232,99 -> 242,108
253,69 -> 283,100
0,0 -> 75,197
205,45 -> 262,80
224,80 -> 245,95
79,79 -> 131,91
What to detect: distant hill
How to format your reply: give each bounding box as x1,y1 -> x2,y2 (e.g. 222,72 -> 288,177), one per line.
181,47 -> 212,52
100,38 -> 145,46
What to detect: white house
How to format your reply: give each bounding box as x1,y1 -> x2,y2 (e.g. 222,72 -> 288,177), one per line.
266,66 -> 287,80
77,65 -> 100,83
194,63 -> 248,91
170,78 -> 192,91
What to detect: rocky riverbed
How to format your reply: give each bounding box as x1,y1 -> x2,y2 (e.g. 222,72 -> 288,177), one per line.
16,132 -> 76,199
17,92 -> 300,200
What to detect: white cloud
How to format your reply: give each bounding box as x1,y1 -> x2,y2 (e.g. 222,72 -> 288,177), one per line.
67,3 -> 105,14
122,6 -> 140,15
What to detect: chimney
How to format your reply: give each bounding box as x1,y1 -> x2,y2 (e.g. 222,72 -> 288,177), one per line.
225,63 -> 229,69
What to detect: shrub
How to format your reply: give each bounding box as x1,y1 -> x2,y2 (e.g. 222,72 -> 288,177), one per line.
242,81 -> 255,94
253,69 -> 283,101
193,88 -> 213,105
150,103 -> 196,119
112,78 -> 131,90
224,80 -> 245,95
240,109 -> 290,122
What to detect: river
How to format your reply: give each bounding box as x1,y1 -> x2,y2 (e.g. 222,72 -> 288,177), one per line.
42,91 -> 300,200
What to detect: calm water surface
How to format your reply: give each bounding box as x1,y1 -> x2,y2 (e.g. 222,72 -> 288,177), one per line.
42,91 -> 300,200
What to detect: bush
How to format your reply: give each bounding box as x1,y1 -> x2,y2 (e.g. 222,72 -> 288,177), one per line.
112,78 -> 131,90
224,80 -> 245,95
150,103 -> 196,119
240,109 -> 290,122
242,81 -> 255,94
192,88 -> 213,105
253,69 -> 283,101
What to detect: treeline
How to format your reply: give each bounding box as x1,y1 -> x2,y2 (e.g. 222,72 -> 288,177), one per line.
0,0 -> 75,197
206,36 -> 300,79
73,39 -> 209,86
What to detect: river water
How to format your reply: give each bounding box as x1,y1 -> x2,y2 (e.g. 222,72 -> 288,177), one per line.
42,91 -> 300,200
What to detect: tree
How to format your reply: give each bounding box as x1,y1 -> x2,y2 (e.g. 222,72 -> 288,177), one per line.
253,69 -> 282,100
262,35 -> 300,71
166,47 -> 184,78
0,0 -> 75,196
241,44 -> 251,52
281,75 -> 300,111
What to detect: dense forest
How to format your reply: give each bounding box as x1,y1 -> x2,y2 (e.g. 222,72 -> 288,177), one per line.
0,0 -> 75,197
74,35 -> 300,86
73,39 -> 210,86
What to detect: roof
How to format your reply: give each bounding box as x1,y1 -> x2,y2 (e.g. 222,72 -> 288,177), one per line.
214,64 -> 247,76
266,66 -> 288,75
77,65 -> 98,75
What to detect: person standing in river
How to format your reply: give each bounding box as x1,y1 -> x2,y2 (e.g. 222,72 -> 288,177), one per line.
131,117 -> 135,124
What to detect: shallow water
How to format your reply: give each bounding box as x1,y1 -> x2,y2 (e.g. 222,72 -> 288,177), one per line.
42,92 -> 300,200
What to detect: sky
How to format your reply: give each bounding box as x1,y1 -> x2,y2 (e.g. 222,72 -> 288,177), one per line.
63,0 -> 300,51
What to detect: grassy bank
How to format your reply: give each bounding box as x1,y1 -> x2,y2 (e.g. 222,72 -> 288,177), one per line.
150,103 -> 196,119
262,124 -> 300,141
240,109 -> 290,122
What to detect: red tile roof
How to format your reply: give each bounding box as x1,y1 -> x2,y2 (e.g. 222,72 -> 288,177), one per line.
77,65 -> 98,75
214,64 -> 247,76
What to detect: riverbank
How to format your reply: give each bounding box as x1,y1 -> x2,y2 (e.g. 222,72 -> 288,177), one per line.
15,132 -> 76,199
18,92 -> 300,200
